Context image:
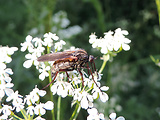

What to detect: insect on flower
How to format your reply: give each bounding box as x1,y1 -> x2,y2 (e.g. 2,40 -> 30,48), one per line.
37,49 -> 98,89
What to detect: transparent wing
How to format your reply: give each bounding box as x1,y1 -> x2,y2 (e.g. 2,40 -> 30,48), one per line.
37,51 -> 76,62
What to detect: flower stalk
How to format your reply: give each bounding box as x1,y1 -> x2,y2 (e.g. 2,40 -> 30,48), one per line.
69,102 -> 81,120
57,96 -> 61,120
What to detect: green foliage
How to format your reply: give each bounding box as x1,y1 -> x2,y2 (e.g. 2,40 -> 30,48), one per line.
1,0 -> 160,119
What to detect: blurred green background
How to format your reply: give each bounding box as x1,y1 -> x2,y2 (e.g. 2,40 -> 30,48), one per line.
1,0 -> 160,120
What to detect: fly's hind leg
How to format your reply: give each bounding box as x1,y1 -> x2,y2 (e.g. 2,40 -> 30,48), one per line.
42,71 -> 59,90
77,69 -> 84,86
65,72 -> 70,83
59,68 -> 74,83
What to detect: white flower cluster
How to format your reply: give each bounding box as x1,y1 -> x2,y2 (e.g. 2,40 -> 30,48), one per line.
89,28 -> 131,54
87,108 -> 125,120
109,113 -> 125,120
0,86 -> 53,119
50,71 -> 109,110
21,32 -> 66,80
0,46 -> 18,100
87,108 -> 105,120
0,47 -> 53,119
51,11 -> 82,39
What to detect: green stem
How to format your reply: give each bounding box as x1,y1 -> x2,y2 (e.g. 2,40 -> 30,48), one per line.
99,60 -> 107,74
49,70 -> 55,120
20,109 -> 28,120
47,46 -> 51,54
90,0 -> 105,32
11,110 -> 24,120
99,54 -> 109,74
57,96 -> 61,120
13,115 -> 24,120
69,103 -> 81,120
155,0 -> 160,25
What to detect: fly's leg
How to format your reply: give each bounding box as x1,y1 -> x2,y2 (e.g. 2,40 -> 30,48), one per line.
90,61 -> 99,79
87,63 -> 102,92
65,72 -> 70,82
78,69 -> 84,86
42,71 -> 58,90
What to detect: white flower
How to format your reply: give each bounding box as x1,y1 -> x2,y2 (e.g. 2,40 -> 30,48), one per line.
72,89 -> 93,109
38,63 -> 50,80
51,80 -> 72,98
27,101 -> 54,116
80,91 -> 93,109
43,101 -> 54,110
35,116 -> 46,120
90,74 -> 109,103
32,37 -> 43,47
71,72 -> 82,85
0,64 -> 13,83
0,82 -> 14,98
99,92 -> 109,103
0,46 -> 18,63
109,113 -> 125,120
92,85 -> 109,103
0,105 -> 13,119
23,53 -> 38,68
23,49 -> 41,68
0,64 -> 14,98
89,33 -> 99,48
25,86 -> 46,105
73,88 -> 82,101
21,35 -> 45,69
34,101 -> 54,116
26,106 -> 35,115
7,47 -> 18,56
52,11 -> 70,28
6,91 -> 24,112
21,35 -> 33,52
6,91 -> 22,102
54,40 -> 66,51
87,108 -> 105,120
43,32 -> 59,47
34,103 -> 46,115
113,28 -> 131,51
58,25 -> 82,39
89,28 -> 131,54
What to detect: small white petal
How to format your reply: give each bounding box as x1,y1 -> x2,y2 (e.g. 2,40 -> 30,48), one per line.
87,108 -> 98,115
122,44 -> 130,51
100,92 -> 109,102
92,92 -> 98,99
23,60 -> 33,68
81,97 -> 88,109
26,35 -> 33,41
0,89 -> 5,98
40,108 -> 46,115
117,116 -> 125,120
109,113 -> 116,120
35,116 -> 46,120
99,113 -> 105,120
51,85 -> 57,95
5,88 -> 14,96
38,90 -> 46,97
44,101 -> 54,110
39,73 -> 46,80
100,86 -> 109,91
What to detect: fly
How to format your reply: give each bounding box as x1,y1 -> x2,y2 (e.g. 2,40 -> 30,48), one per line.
37,49 -> 98,89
